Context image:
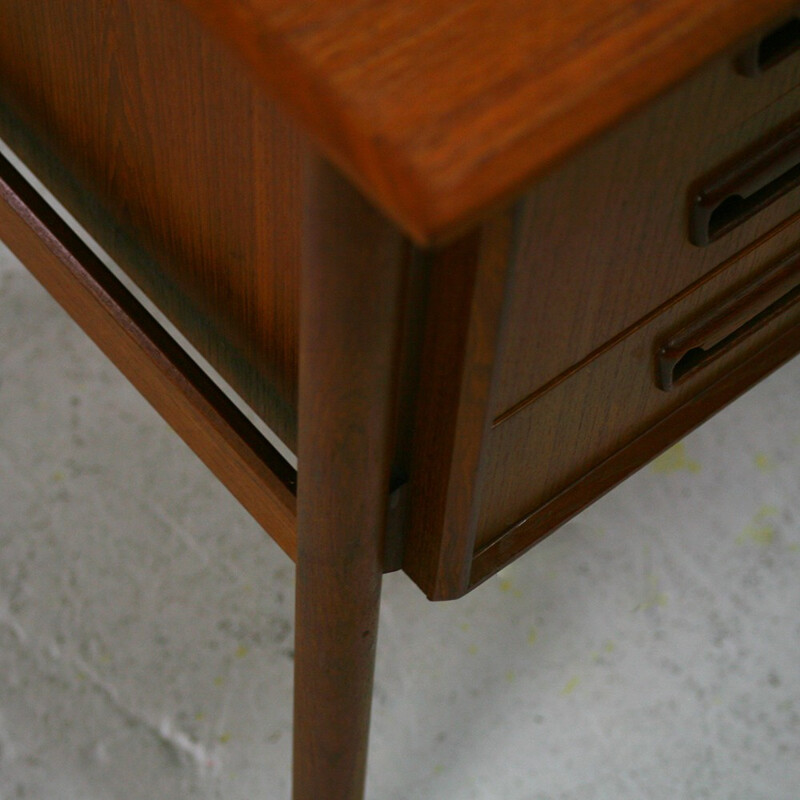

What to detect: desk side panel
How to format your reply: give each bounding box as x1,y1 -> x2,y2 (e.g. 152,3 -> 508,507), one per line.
0,0 -> 301,449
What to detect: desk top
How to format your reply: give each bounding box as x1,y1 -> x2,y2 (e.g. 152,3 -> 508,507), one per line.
179,0 -> 795,243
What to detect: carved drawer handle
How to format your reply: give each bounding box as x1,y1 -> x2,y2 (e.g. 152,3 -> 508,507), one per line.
690,119 -> 800,247
737,14 -> 800,77
657,248 -> 800,390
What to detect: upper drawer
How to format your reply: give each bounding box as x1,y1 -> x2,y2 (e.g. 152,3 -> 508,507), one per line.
491,23 -> 800,419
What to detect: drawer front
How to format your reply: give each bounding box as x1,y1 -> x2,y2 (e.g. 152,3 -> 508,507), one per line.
492,28 -> 800,418
472,221 -> 800,585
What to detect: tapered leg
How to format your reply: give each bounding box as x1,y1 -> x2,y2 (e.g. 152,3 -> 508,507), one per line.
292,156 -> 407,800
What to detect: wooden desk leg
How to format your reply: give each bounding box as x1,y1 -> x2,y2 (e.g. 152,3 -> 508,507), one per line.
292,156 -> 407,800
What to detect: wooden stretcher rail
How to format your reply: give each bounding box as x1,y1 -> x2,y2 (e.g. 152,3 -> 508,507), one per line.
0,152 -> 299,558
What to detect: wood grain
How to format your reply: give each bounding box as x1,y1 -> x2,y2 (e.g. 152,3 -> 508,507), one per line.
176,0 -> 797,242
0,151 -> 298,559
293,157 -> 407,799
0,0 -> 302,449
4,0 -> 798,612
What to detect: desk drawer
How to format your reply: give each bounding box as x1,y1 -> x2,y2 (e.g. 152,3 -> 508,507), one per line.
473,225 -> 800,582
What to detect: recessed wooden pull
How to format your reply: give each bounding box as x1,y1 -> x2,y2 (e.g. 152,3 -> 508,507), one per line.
657,248 -> 800,390
690,119 -> 800,247
737,14 -> 800,76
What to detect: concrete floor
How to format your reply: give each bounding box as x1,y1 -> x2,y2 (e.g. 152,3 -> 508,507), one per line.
1,232 -> 799,799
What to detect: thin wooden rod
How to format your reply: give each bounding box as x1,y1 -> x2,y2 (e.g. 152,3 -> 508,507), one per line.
293,156 -> 406,800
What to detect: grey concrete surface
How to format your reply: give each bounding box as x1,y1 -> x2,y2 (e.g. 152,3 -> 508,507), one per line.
1,238 -> 799,800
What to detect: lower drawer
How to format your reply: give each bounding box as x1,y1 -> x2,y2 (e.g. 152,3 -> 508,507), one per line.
469,218 -> 800,589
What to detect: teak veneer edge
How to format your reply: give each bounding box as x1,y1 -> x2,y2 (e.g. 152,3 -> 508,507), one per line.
176,0 -> 798,243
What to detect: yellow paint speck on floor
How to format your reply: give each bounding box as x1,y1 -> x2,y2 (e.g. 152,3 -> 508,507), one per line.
737,525 -> 775,546
754,453 -> 776,472
561,677 -> 580,696
650,442 -> 701,475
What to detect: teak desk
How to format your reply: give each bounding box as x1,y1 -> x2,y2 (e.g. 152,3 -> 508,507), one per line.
2,2 -> 800,797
